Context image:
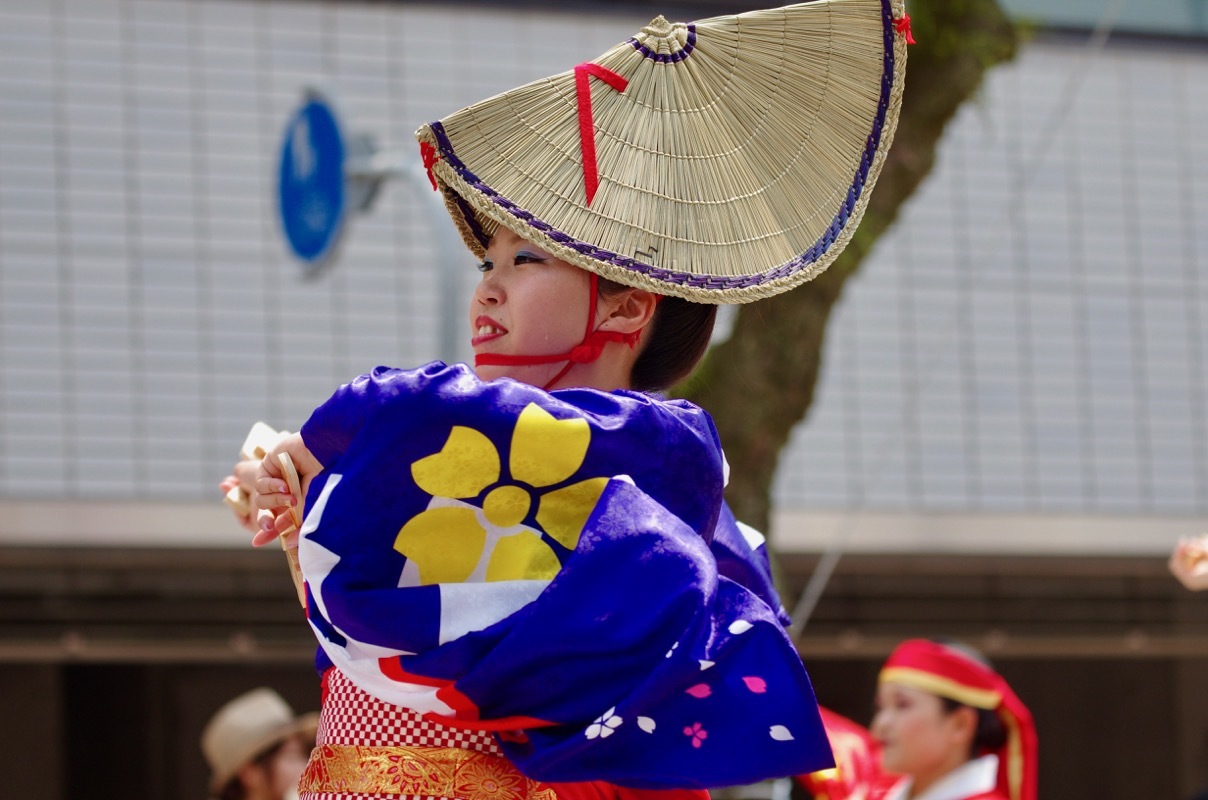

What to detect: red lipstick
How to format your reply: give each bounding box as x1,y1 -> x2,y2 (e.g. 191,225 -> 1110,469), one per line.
472,315 -> 507,347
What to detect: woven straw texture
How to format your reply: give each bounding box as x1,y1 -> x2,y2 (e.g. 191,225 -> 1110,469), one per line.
416,0 -> 907,304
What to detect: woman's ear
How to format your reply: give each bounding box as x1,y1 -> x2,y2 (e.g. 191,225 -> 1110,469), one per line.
947,705 -> 978,751
599,288 -> 658,334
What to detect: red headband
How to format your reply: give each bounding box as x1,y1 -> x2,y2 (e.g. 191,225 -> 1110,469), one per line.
880,640 -> 1037,800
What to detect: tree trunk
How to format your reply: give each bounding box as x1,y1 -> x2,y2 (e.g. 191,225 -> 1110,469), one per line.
678,0 -> 1019,534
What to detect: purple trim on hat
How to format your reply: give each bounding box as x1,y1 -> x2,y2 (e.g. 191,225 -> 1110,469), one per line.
628,24 -> 697,64
450,186 -> 491,250
427,0 -> 896,292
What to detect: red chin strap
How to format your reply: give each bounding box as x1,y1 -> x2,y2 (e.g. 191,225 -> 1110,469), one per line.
475,272 -> 643,390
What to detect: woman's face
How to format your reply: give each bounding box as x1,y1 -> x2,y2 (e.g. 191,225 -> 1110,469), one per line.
871,681 -> 969,784
269,735 -> 309,799
244,733 -> 309,800
470,229 -> 593,386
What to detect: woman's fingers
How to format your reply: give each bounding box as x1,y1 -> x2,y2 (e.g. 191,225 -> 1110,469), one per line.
251,509 -> 297,547
232,458 -> 259,489
253,454 -> 297,512
219,474 -> 259,533
254,478 -> 296,507
245,434 -> 318,548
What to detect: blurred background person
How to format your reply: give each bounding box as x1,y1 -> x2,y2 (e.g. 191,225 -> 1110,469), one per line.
871,640 -> 1036,800
201,687 -> 318,800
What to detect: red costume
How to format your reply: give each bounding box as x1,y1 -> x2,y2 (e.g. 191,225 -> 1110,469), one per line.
796,707 -> 897,800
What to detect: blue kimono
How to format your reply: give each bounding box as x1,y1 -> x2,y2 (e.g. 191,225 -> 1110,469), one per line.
295,362 -> 831,789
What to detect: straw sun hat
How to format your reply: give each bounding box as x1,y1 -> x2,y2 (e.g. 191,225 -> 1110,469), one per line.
416,0 -> 909,304
201,687 -> 319,794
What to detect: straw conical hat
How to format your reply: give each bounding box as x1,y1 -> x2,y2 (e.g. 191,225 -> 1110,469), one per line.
416,0 -> 908,304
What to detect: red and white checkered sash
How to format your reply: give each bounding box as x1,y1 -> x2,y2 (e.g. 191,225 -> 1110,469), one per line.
302,668 -> 537,800
316,668 -> 501,753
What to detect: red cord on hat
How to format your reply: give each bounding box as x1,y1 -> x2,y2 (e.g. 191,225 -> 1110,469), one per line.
420,141 -> 441,190
474,272 -> 642,390
574,63 -> 628,206
895,14 -> 916,45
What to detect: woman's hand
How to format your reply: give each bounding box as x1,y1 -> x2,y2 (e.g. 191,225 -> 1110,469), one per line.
253,433 -> 324,547
1169,535 -> 1208,591
218,459 -> 262,533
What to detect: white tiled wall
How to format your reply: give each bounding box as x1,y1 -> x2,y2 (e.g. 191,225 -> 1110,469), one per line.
1,1 -> 1206,520
775,36 -> 1208,515
0,0 -> 634,500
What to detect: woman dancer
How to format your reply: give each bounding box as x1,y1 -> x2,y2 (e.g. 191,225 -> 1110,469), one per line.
872,640 -> 1037,800
253,2 -> 910,797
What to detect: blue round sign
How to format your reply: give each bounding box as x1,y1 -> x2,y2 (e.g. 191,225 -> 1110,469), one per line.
278,93 -> 346,270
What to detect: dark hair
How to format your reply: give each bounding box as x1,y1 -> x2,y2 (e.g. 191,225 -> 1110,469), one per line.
939,696 -> 1008,758
597,278 -> 717,392
217,739 -> 288,800
931,638 -> 1008,758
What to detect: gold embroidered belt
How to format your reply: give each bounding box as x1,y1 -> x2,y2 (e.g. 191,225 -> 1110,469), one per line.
299,743 -> 560,800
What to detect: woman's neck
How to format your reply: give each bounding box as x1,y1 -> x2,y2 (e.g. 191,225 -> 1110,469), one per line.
908,752 -> 972,798
545,351 -> 635,392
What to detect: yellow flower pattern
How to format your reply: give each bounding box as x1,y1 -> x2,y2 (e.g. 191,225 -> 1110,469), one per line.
395,403 -> 609,584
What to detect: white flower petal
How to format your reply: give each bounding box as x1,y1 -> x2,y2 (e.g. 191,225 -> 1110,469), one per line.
728,620 -> 753,635
699,660 -> 715,670
637,716 -> 656,733
769,725 -> 795,741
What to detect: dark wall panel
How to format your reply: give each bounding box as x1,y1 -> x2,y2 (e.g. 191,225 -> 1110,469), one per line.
0,665 -> 63,799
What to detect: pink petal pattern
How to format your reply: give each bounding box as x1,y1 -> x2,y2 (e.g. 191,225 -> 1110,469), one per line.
742,676 -> 767,693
